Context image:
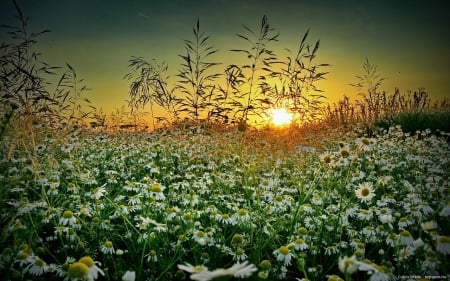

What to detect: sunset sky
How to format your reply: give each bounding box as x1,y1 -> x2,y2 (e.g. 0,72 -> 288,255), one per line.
1,0 -> 449,121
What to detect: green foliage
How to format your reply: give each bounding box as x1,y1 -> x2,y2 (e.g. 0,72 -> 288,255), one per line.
374,110 -> 450,134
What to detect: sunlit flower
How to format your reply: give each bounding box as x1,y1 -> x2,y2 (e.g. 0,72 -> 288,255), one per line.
231,247 -> 247,262
339,144 -> 351,158
338,255 -> 358,275
273,245 -> 294,266
398,246 -> 414,261
60,210 -> 78,227
216,213 -> 235,224
91,184 -> 107,199
146,249 -> 158,262
319,151 -> 335,167
362,226 -> 377,242
100,240 -> 115,255
193,230 -> 211,246
398,217 -> 413,228
355,182 -> 375,203
78,256 -> 104,280
357,209 -> 373,221
233,208 -> 251,223
25,256 -> 48,276
292,237 -> 308,251
67,261 -> 89,280
398,229 -> 414,246
148,182 -> 166,200
128,194 -> 142,206
355,137 -> 375,151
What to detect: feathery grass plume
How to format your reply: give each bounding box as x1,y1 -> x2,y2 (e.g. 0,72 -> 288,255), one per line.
0,0 -> 58,146
125,57 -> 180,129
350,58 -> 385,121
229,15 -> 279,125
52,63 -> 95,126
176,18 -> 221,122
269,29 -> 330,124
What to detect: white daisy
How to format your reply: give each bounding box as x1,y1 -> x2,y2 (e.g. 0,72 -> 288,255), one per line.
122,271 -> 136,281
100,240 -> 115,255
436,235 -> 450,255
25,256 -> 48,276
78,256 -> 104,280
355,182 -> 375,203
338,255 -> 358,275
273,245 -> 294,266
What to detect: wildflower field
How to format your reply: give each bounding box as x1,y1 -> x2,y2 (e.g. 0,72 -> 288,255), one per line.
1,124 -> 449,281
1,3 -> 450,280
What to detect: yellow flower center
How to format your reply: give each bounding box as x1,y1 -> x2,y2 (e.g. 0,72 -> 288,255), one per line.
259,259 -> 272,269
295,238 -> 305,244
17,252 -> 29,260
341,149 -> 350,158
235,247 -> 245,255
151,183 -> 162,192
34,258 -> 45,267
232,234 -> 244,244
439,236 -> 450,244
63,210 -> 74,218
67,262 -> 89,278
297,227 -> 308,235
237,208 -> 248,216
400,230 -> 411,237
104,240 -> 113,248
360,188 -> 370,197
279,246 -> 290,255
79,256 -> 95,268
274,195 -> 283,202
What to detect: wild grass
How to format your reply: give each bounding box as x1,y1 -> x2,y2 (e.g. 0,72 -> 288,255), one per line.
1,2 -> 450,281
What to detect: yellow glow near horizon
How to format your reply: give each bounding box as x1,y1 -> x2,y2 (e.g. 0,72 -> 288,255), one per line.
269,108 -> 293,127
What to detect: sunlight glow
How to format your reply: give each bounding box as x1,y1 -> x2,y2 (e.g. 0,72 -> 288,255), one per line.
269,108 -> 293,126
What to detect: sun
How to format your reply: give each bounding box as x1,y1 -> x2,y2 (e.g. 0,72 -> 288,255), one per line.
269,108 -> 293,126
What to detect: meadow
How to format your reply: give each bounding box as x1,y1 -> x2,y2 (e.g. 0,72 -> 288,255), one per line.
0,116 -> 449,281
1,5 -> 450,280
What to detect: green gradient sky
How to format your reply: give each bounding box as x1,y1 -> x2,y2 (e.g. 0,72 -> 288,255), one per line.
1,0 -> 449,118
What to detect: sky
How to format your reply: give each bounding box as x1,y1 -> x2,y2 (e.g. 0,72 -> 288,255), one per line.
1,0 -> 449,123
